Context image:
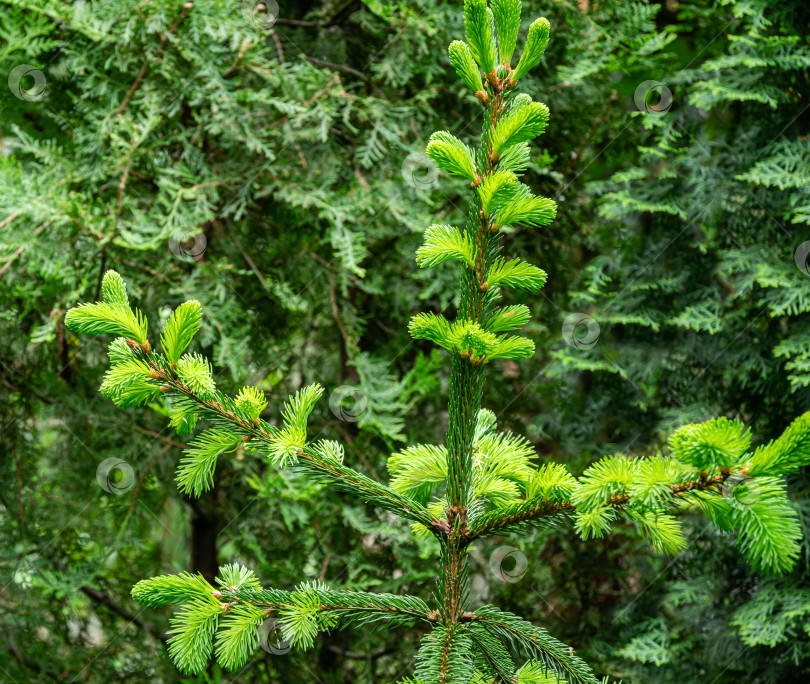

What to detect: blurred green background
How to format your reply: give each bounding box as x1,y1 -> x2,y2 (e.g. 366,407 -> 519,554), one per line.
1,0 -> 809,681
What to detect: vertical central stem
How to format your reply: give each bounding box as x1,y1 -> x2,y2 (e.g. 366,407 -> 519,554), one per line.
440,84 -> 505,628
446,355 -> 484,510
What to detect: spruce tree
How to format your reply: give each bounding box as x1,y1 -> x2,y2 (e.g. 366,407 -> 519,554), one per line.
64,2 -> 810,681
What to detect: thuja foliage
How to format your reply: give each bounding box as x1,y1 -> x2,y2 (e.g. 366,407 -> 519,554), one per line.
64,2 -> 810,682
538,1 -> 810,678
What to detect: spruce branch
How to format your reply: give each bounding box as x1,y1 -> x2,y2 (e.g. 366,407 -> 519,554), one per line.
65,274 -> 446,534
746,411 -> 810,476
498,141 -> 531,174
417,224 -> 477,269
171,573 -> 433,672
409,3 -> 561,643
467,622 -> 516,682
415,625 -> 474,684
484,304 -> 532,333
463,606 -> 599,684
176,428 -> 243,497
100,270 -> 129,306
668,417 -> 750,470
467,448 -> 802,573
468,498 -> 573,540
477,170 -> 519,212
225,585 -> 434,628
484,257 -> 548,291
65,301 -> 148,345
134,566 -> 435,674
167,600 -> 221,674
487,183 -> 557,228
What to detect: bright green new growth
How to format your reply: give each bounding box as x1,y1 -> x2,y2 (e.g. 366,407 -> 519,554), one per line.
234,385 -> 268,420
426,131 -> 479,183
161,300 -> 202,365
417,224 -> 477,268
101,270 -> 128,306
491,0 -> 521,65
449,40 -> 484,95
65,270 -> 148,344
464,0 -> 497,74
63,3 -> 810,682
489,102 -> 550,158
669,417 -> 751,469
513,18 -> 550,82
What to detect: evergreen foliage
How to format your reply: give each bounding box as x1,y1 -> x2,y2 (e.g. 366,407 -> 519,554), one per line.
59,2 -> 810,681
536,1 -> 810,678
4,0 -> 810,681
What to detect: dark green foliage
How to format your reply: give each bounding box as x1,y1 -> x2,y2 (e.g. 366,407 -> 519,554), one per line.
3,0 -> 810,682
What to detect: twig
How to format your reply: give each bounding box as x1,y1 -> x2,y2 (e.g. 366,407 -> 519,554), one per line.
306,248 -> 362,287
113,5 -> 190,117
268,73 -> 340,130
224,38 -> 253,77
0,220 -> 51,278
14,443 -> 24,536
114,63 -> 149,117
0,212 -> 19,230
46,554 -> 165,643
274,18 -> 324,27
1,378 -> 53,404
223,221 -> 271,291
80,586 -> 166,642
328,275 -> 355,354
133,425 -> 188,450
117,132 -> 138,220
318,553 -> 332,580
271,31 -> 285,64
124,443 -> 169,522
2,625 -> 55,680
302,55 -> 386,99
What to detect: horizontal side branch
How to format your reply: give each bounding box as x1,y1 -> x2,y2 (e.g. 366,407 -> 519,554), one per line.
467,472 -> 727,541
137,348 -> 447,535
